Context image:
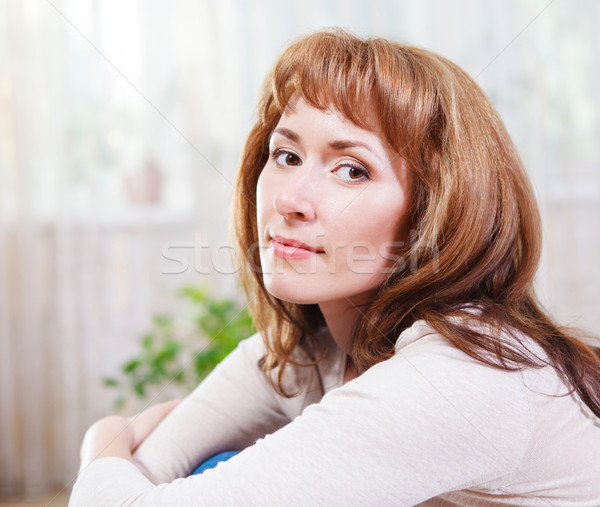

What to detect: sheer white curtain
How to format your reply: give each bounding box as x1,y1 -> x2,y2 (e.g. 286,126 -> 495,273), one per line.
1,0 -> 599,498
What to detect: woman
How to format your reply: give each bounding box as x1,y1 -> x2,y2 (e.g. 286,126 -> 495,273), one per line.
70,30 -> 600,505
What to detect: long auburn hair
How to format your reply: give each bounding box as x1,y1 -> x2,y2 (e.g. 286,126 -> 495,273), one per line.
232,29 -> 600,416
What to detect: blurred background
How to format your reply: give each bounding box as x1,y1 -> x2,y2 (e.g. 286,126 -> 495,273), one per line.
1,0 -> 599,503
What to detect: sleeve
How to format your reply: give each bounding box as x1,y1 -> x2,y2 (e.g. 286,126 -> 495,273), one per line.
131,332 -> 291,484
70,334 -> 532,507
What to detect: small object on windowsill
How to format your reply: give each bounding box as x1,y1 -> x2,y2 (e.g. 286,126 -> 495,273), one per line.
125,159 -> 164,206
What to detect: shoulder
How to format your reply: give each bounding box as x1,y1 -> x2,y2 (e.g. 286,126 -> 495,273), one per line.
386,319 -> 539,408
234,330 -> 268,358
380,319 -> 534,455
298,320 -> 533,487
370,320 -> 532,415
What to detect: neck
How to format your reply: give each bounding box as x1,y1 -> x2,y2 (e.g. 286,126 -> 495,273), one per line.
318,296 -> 368,354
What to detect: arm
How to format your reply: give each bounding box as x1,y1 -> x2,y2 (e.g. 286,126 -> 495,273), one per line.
131,332 -> 292,483
78,400 -> 181,471
70,333 -> 531,506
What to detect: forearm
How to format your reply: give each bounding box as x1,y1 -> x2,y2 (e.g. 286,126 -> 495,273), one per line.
132,334 -> 291,483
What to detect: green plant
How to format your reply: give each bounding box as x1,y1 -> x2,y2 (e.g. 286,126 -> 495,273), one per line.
103,285 -> 255,409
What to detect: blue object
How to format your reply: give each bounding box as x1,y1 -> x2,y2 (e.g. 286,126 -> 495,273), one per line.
191,450 -> 240,475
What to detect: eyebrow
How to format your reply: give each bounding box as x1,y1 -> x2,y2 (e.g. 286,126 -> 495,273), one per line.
272,127 -> 300,143
271,128 -> 382,161
328,140 -> 381,161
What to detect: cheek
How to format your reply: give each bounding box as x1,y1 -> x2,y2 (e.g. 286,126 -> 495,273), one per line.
376,190 -> 411,242
255,170 -> 270,231
336,197 -> 409,268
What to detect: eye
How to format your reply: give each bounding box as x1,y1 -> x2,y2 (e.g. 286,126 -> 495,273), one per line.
272,149 -> 302,167
333,164 -> 370,183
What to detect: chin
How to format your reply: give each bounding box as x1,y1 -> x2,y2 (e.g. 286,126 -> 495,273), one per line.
263,280 -> 321,305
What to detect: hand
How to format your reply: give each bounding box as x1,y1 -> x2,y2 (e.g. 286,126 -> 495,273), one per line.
128,398 -> 181,452
79,399 -> 181,470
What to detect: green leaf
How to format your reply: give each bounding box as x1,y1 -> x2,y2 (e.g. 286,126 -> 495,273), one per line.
103,377 -> 119,388
103,283 -> 254,406
153,314 -> 172,329
114,396 -> 125,410
141,334 -> 154,350
123,358 -> 141,373
179,285 -> 208,304
133,381 -> 146,397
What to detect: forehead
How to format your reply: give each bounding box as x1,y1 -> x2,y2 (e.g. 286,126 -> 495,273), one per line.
274,97 -> 387,146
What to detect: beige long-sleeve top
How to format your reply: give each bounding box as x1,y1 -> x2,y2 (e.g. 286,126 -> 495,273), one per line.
69,320 -> 600,506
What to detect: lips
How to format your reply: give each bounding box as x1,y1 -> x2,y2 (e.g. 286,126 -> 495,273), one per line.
271,235 -> 325,259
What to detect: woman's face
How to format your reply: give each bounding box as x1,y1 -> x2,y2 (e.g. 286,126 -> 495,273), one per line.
256,98 -> 411,306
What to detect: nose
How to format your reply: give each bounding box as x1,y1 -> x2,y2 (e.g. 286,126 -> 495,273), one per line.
272,171 -> 316,222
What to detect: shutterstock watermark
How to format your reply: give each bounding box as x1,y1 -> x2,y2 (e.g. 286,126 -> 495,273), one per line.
161,233 -> 440,276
